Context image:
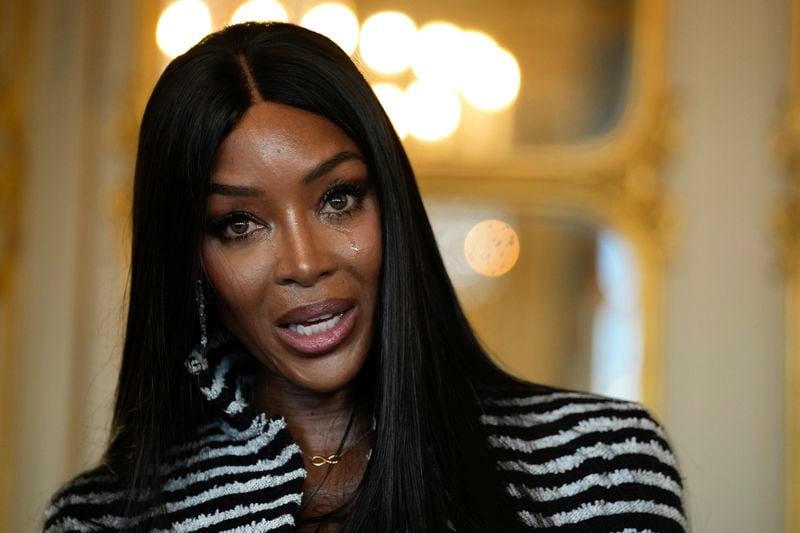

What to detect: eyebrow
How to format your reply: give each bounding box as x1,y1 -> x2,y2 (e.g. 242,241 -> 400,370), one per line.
209,151 -> 364,197
302,150 -> 363,185
209,183 -> 262,197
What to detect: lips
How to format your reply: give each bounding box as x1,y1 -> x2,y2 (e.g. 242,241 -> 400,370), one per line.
274,298 -> 357,355
275,298 -> 354,326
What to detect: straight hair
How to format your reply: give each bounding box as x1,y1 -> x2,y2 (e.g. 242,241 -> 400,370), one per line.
108,22 -> 531,531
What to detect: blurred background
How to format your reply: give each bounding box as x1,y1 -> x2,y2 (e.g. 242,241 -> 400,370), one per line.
0,0 -> 794,531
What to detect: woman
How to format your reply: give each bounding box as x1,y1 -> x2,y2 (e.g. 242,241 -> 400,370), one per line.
45,22 -> 686,532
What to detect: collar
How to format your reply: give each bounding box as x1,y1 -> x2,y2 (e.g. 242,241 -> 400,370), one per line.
185,329 -> 264,432
181,331 -> 308,529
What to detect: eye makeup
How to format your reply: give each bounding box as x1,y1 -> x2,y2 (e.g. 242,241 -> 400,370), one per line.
206,178 -> 372,243
319,180 -> 368,220
206,210 -> 266,242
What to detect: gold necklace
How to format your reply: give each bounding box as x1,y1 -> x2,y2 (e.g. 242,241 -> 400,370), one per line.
302,428 -> 373,467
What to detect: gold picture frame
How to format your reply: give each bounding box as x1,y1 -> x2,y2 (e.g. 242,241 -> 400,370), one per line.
776,1 -> 800,530
0,2 -> 32,527
415,0 -> 673,415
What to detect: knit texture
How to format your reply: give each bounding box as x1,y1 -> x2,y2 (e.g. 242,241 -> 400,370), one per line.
44,334 -> 687,532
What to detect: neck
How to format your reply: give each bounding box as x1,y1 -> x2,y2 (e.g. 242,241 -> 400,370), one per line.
253,368 -> 369,455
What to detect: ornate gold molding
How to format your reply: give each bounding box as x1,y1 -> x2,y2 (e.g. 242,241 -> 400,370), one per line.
417,92 -> 675,415
416,0 -> 669,178
416,0 -> 674,416
777,103 -> 800,274
0,2 -> 31,528
776,2 -> 800,530
0,90 -> 21,307
0,28 -> 24,311
777,120 -> 800,533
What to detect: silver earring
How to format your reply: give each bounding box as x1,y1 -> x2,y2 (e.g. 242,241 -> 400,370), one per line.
196,276 -> 208,354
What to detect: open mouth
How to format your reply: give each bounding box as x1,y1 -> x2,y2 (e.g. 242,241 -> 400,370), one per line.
283,311 -> 347,336
275,305 -> 357,355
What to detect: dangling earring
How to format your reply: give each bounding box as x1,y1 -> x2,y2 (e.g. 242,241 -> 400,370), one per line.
196,276 -> 208,355
186,276 -> 210,375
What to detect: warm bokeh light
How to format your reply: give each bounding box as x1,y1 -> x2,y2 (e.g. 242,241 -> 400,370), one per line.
230,0 -> 289,24
359,11 -> 417,75
457,31 -> 521,112
156,0 -> 212,58
372,82 -> 409,139
410,21 -> 464,87
464,219 -> 520,277
405,79 -> 461,142
300,3 -> 360,55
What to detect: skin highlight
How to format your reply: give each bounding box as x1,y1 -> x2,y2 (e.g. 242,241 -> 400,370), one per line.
200,101 -> 382,523
101,24 -> 529,532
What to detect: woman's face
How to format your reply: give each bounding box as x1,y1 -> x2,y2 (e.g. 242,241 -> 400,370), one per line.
202,101 -> 382,394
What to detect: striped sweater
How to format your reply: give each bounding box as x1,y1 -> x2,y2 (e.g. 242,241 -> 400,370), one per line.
45,335 -> 687,532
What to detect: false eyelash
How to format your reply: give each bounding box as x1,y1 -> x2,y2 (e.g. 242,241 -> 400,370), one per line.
319,181 -> 367,217
206,180 -> 369,242
206,211 -> 262,242
321,181 -> 365,205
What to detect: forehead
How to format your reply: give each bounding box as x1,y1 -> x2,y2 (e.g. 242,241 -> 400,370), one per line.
214,101 -> 361,174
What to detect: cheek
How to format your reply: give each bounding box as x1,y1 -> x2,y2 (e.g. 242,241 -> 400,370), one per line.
348,213 -> 382,289
201,242 -> 271,317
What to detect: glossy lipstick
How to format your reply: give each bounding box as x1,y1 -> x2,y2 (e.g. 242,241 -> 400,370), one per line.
274,299 -> 357,355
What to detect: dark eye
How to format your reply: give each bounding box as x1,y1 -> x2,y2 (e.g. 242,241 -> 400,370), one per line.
223,217 -> 261,239
229,219 -> 252,235
326,193 -> 350,211
208,212 -> 264,241
320,182 -> 364,216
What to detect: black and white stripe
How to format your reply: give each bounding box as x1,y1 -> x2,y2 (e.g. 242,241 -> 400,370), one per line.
481,388 -> 686,531
45,337 -> 686,531
44,414 -> 306,532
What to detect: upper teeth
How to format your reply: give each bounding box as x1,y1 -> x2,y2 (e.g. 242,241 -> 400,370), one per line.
288,313 -> 342,336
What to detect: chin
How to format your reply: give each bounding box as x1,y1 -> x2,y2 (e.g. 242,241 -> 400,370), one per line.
298,354 -> 368,393
258,343 -> 369,395
225,311 -> 374,395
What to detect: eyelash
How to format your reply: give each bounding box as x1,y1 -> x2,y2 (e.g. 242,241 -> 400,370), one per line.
320,181 -> 365,219
207,210 -> 260,242
207,181 -> 367,243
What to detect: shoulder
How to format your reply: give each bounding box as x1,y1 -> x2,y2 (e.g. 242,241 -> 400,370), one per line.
43,464 -> 123,532
479,383 -> 688,531
43,415 -> 305,532
42,420 -> 228,532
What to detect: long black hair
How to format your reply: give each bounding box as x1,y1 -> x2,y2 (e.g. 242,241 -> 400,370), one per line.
109,22 -> 529,531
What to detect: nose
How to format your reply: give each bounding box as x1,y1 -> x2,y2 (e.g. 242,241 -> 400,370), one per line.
273,213 -> 335,287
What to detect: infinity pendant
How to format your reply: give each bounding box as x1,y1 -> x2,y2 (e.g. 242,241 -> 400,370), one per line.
310,454 -> 340,467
